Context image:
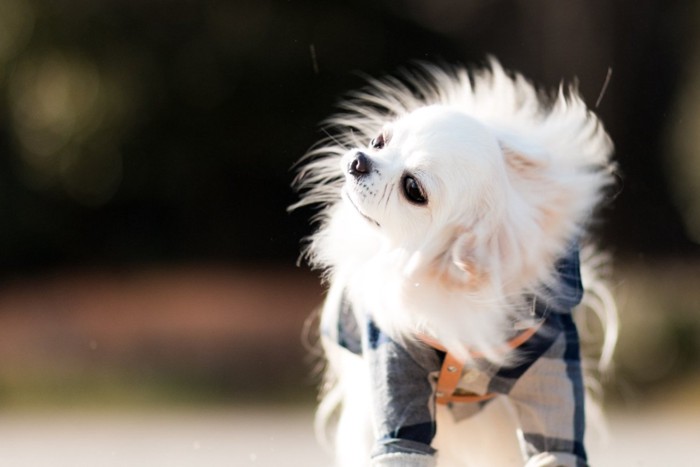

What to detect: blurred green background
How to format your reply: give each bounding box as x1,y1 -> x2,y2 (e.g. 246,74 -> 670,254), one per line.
0,0 -> 698,415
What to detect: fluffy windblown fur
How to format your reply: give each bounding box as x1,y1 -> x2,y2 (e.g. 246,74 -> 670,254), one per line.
294,60 -> 614,357
292,59 -> 617,466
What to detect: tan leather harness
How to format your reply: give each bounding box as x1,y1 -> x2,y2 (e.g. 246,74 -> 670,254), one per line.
419,324 -> 543,404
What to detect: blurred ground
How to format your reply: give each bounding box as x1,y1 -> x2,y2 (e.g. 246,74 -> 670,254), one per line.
0,404 -> 698,467
0,406 -> 326,467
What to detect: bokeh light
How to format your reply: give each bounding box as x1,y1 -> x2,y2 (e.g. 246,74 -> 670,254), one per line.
8,51 -> 127,204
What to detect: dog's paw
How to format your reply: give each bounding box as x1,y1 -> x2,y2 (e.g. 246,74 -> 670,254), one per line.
524,451 -> 585,467
371,452 -> 436,467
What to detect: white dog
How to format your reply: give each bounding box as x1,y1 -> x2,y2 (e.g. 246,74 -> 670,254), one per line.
292,60 -> 617,467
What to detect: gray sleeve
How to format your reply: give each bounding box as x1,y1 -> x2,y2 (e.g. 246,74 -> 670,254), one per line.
363,318 -> 441,460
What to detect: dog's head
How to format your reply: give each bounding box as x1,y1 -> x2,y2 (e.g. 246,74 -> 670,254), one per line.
296,62 -> 612,309
340,104 -> 554,290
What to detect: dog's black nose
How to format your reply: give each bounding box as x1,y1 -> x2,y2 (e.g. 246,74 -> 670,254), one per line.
348,152 -> 371,177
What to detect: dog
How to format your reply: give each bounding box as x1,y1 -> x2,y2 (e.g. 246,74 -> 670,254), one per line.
292,59 -> 617,467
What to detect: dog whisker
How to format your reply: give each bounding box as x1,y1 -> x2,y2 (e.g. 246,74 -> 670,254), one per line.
383,184 -> 395,211
321,128 -> 345,149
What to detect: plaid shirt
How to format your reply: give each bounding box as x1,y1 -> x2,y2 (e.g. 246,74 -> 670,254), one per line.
325,250 -> 588,467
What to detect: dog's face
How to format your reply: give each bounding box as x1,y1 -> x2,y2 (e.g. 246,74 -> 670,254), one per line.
340,105 -> 510,256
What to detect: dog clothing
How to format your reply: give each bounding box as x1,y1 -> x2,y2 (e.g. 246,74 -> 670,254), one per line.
325,249 -> 588,467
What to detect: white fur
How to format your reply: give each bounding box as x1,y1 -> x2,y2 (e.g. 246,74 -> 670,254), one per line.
292,59 -> 616,466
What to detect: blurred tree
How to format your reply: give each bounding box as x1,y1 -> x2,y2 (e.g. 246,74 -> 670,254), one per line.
0,0 -> 696,275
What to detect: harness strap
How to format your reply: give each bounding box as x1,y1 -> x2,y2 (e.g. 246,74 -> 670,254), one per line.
419,323 -> 542,404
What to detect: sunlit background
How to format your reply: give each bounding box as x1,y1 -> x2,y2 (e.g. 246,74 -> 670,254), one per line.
0,0 -> 698,465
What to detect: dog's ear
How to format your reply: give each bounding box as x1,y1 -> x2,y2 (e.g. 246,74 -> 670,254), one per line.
500,140 -> 572,241
500,141 -> 549,177
450,231 -> 486,287
448,140 -> 551,292
402,228 -> 492,290
446,225 -> 499,290
497,139 -> 577,290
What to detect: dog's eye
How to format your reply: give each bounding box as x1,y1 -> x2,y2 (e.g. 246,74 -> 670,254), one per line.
370,133 -> 385,150
402,175 -> 427,205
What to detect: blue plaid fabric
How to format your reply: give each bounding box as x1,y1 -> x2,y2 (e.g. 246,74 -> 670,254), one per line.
326,249 -> 588,466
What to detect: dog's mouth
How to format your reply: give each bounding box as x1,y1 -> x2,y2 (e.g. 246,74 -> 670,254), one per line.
342,189 -> 380,227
